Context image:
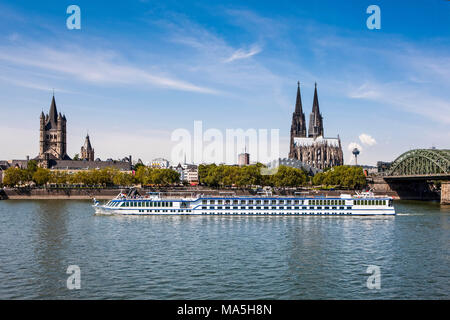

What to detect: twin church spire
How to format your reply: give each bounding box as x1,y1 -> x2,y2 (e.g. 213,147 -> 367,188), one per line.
290,82 -> 324,137
289,82 -> 324,157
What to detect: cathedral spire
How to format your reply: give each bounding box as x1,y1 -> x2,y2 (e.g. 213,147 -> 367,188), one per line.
49,95 -> 58,125
312,82 -> 320,114
84,134 -> 93,151
295,81 -> 303,114
308,82 -> 324,138
289,81 -> 307,157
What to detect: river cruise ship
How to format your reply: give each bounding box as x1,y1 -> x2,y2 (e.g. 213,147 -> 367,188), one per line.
93,190 -> 395,216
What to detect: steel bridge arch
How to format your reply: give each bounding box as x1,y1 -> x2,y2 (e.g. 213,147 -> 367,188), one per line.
388,149 -> 450,176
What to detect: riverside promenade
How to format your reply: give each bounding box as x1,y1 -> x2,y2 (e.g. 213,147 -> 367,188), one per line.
0,186 -> 399,200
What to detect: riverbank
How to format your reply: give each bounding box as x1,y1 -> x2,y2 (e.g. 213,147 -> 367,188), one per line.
0,186 -> 400,200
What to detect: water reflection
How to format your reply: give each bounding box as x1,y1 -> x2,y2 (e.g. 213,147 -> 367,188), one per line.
33,201 -> 69,298
0,200 -> 448,299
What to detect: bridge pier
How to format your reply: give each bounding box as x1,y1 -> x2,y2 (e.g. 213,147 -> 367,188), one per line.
442,181 -> 450,205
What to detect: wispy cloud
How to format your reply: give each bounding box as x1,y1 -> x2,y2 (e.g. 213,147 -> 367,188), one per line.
224,45 -> 262,63
0,44 -> 219,94
348,81 -> 450,125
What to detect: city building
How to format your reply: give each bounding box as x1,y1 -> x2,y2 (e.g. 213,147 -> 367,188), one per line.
238,152 -> 250,166
80,134 -> 95,161
289,82 -> 344,170
150,158 -> 170,169
377,161 -> 392,173
175,162 -> 199,184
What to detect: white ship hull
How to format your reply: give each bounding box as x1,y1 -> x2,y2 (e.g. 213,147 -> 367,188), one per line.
93,191 -> 395,216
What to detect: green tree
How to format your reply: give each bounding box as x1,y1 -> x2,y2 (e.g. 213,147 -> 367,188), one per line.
32,168 -> 51,186
270,165 -> 306,187
3,168 -> 26,187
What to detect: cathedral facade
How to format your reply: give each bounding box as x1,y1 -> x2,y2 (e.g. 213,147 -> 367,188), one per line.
289,82 -> 343,170
38,96 -> 70,160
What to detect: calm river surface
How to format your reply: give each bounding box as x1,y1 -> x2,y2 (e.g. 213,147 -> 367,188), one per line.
0,200 -> 448,299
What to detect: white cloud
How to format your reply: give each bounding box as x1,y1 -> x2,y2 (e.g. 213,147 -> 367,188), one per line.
0,44 -> 218,94
359,133 -> 376,146
224,45 -> 262,63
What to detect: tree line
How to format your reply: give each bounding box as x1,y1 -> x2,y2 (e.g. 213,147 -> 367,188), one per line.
198,164 -> 308,187
1,161 -> 180,187
198,164 -> 366,189
311,165 -> 367,189
1,160 -> 367,189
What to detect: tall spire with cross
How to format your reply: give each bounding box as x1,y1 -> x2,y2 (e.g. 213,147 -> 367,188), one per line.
308,82 -> 324,138
289,81 -> 307,158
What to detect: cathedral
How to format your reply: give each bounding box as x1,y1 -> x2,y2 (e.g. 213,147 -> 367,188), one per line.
289,82 -> 343,170
38,95 -> 70,160
34,96 -> 132,171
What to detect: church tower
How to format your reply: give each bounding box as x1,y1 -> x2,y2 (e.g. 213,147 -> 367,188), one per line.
38,95 -> 70,160
289,81 -> 307,158
80,134 -> 95,161
308,83 -> 324,138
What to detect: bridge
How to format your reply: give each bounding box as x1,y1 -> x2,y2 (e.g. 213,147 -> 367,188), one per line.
371,149 -> 450,204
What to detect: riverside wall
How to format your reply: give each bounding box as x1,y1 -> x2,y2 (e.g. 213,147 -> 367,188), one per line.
1,186 -> 394,200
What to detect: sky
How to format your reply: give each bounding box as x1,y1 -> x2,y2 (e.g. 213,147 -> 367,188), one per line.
0,0 -> 449,165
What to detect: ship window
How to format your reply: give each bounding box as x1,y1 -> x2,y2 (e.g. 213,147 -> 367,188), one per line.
279,200 -> 284,204
264,200 -> 269,204
233,200 -> 238,204
202,200 -> 207,204
233,206 -> 238,209
241,200 -> 246,204
248,200 -> 253,204
218,200 -> 223,204
210,200 -> 215,204
294,200 -> 299,204
256,200 -> 261,204
225,200 -> 230,204
264,206 -> 269,210
248,206 -> 253,209
271,200 -> 276,204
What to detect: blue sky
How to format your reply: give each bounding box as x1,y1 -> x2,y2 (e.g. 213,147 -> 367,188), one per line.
0,0 -> 449,165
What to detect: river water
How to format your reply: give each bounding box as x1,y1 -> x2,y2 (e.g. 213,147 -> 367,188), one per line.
0,200 -> 448,299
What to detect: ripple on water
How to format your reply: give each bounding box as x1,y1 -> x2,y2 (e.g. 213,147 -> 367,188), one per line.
0,200 -> 448,299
